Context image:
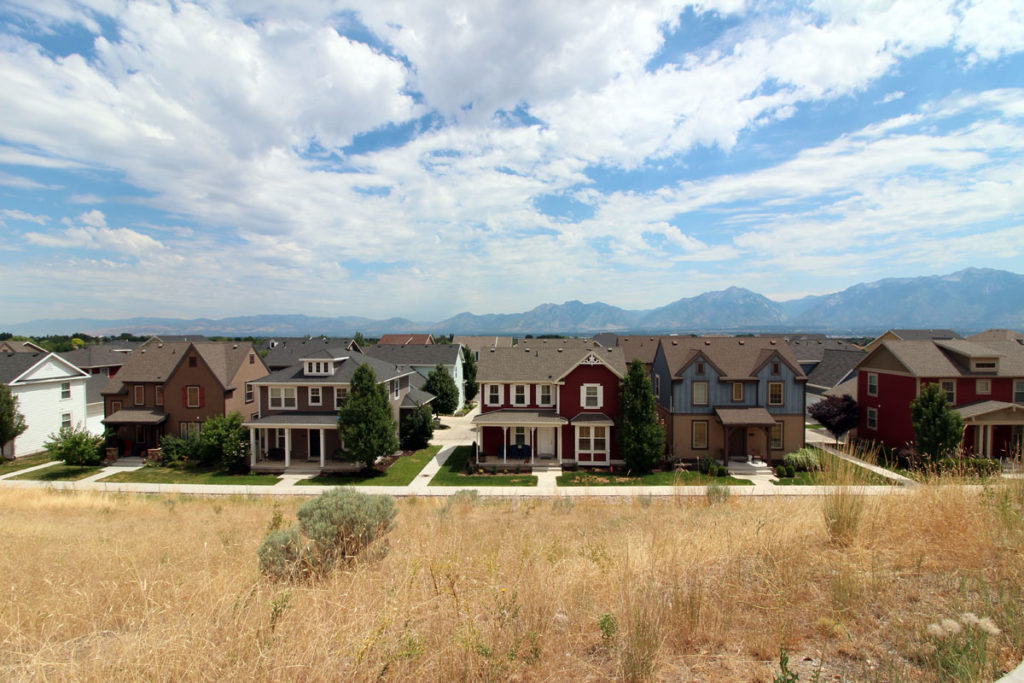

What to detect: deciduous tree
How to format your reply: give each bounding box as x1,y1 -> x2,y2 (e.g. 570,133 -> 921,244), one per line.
911,383 -> 965,462
337,364 -> 398,469
617,359 -> 665,474
808,394 -> 859,444
424,363 -> 459,415
0,384 -> 27,460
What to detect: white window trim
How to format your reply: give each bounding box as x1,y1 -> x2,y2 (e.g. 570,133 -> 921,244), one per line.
61,412 -> 72,430
512,384 -> 529,406
692,381 -> 708,406
392,380 -> 399,400
538,384 -> 554,407
269,386 -> 297,410
976,379 -> 991,395
1015,380 -> 1024,404
244,383 -> 253,403
486,384 -> 503,407
308,386 -> 322,406
940,380 -> 956,404
866,407 -> 878,430
580,383 -> 604,410
768,382 -> 784,406
61,382 -> 72,400
335,387 -> 348,409
867,372 -> 878,397
575,425 -> 608,458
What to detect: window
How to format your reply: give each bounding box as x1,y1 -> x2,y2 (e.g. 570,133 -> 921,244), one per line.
513,384 -> 528,406
134,385 -> 145,406
867,373 -> 878,397
771,361 -> 781,375
309,386 -> 322,406
249,353 -> 255,365
696,362 -> 705,375
692,421 -> 708,449
692,381 -> 708,406
186,385 -> 201,408
513,426 -> 526,446
654,374 -> 661,398
487,384 -> 502,406
581,384 -> 603,409
768,382 -> 784,406
973,360 -> 997,371
155,386 -> 164,406
392,380 -> 399,400
577,426 -> 607,456
181,422 -> 201,438
578,426 -> 591,452
940,380 -> 955,404
866,408 -> 878,430
244,383 -> 252,403
976,379 -> 991,395
275,428 -> 287,449
111,400 -> 122,413
188,356 -> 197,368
269,386 -> 297,409
61,413 -> 71,430
1015,380 -> 1024,404
732,382 -> 743,402
539,384 -> 553,406
335,387 -> 348,408
770,422 -> 783,450
61,382 -> 71,400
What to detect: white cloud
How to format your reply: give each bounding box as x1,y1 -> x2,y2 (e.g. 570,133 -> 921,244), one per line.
25,210 -> 165,256
0,209 -> 48,224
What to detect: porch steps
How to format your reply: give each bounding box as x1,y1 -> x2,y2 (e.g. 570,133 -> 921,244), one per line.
531,464 -> 563,473
727,459 -> 774,477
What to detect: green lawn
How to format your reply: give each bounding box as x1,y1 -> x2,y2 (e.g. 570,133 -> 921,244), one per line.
430,446 -> 537,487
299,445 -> 441,486
0,452 -> 54,476
11,464 -> 103,481
557,469 -> 754,487
772,449 -> 894,486
99,464 -> 280,486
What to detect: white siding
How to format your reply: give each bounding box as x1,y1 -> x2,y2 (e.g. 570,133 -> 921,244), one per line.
10,378 -> 88,455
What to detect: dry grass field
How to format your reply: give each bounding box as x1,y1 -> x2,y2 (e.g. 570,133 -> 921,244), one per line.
0,481 -> 1022,681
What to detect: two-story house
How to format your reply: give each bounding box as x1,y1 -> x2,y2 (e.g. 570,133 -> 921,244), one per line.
102,341 -> 269,456
362,343 -> 466,412
855,334 -> 1024,458
1,352 -> 90,457
243,350 -> 423,471
651,337 -> 807,466
471,344 -> 627,466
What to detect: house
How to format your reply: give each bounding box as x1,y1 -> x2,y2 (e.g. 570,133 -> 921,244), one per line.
618,335 -> 679,376
804,348 -> 867,418
651,337 -> 807,465
102,341 -> 269,457
968,329 -> 1024,342
378,333 -> 434,345
471,344 -> 627,466
1,352 -> 90,457
0,340 -> 46,354
84,374 -> 109,435
864,329 -> 962,353
242,350 -> 422,471
453,335 -> 514,361
592,332 -> 620,348
362,343 -> 466,411
58,339 -> 141,377
787,338 -> 864,375
258,337 -> 361,371
855,334 -> 1024,458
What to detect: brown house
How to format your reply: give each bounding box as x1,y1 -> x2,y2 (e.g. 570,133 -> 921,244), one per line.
102,341 -> 269,456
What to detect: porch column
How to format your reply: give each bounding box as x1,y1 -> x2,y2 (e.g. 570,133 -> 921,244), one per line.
984,425 -> 993,458
320,429 -> 326,468
556,426 -> 562,463
502,426 -> 508,463
530,427 -> 536,463
250,429 -> 256,467
284,429 -> 291,468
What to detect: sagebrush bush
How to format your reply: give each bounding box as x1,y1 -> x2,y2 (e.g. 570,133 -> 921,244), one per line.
257,527 -> 305,581
784,448 -> 821,472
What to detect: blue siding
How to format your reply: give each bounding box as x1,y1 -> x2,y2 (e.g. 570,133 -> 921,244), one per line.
755,361 -> 804,414
664,352 -> 805,415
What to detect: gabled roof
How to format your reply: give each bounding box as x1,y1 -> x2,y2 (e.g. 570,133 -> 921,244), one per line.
452,335 -> 514,350
85,374 -> 108,405
258,337 -> 358,368
363,343 -> 462,367
0,340 -> 46,353
968,329 -> 1024,342
0,352 -> 88,385
477,345 -> 626,383
378,333 -> 434,345
58,340 -> 141,369
956,400 -> 1024,421
591,333 -> 619,348
889,329 -> 963,340
806,349 -> 866,390
787,338 -> 862,362
619,335 -> 679,366
103,341 -> 261,395
860,339 -> 1024,378
658,337 -> 806,381
253,350 -> 412,385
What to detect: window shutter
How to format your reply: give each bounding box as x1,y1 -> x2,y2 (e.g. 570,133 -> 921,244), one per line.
199,386 -> 206,408
182,387 -> 188,406
580,385 -> 585,406
597,385 -> 604,409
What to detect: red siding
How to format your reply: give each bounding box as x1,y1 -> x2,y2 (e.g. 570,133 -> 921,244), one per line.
858,370 -> 917,448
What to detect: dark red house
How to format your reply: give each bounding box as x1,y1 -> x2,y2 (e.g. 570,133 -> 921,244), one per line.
471,343 -> 627,466
855,333 -> 1024,458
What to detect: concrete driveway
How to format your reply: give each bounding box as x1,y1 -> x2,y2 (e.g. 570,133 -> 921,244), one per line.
432,402 -> 480,448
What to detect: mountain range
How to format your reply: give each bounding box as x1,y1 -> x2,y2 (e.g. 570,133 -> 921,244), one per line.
9,268 -> 1023,337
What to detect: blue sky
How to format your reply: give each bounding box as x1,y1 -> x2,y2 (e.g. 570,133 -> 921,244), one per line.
1,0 -> 1022,324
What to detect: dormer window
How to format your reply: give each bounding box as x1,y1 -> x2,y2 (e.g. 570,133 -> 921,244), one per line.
972,359 -> 998,372
696,362 -> 705,375
305,361 -> 333,376
771,361 -> 781,375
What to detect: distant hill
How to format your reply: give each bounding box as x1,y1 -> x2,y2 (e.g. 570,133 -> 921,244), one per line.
10,268 -> 1023,336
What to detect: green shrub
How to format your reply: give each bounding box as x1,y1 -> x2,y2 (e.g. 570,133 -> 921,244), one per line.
198,412 -> 249,472
698,455 -> 718,474
400,404 -> 434,450
44,425 -> 103,466
159,434 -> 201,464
775,465 -> 789,478
784,448 -> 821,472
258,489 -> 397,581
785,464 -> 796,478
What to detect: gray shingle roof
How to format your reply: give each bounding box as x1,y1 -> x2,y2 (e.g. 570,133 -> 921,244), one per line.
0,352 -> 45,384
259,338 -> 358,369
806,349 -> 866,389
619,335 -> 679,366
58,341 -> 140,369
103,341 -> 261,395
787,338 -> 862,362
252,350 -> 411,385
866,339 -> 1024,377
452,335 -> 514,350
363,344 -> 462,367
477,345 -> 626,383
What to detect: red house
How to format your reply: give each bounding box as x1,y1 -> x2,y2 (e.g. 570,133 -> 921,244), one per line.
471,344 -> 627,466
855,333 -> 1024,458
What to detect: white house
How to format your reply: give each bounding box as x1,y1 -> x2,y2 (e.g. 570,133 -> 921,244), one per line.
362,343 -> 467,412
1,352 -> 90,458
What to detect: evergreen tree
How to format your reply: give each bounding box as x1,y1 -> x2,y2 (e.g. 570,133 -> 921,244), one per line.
462,346 -> 478,401
808,394 -> 859,444
617,359 -> 665,473
353,331 -> 367,348
400,404 -> 435,450
423,363 -> 459,415
337,364 -> 398,469
911,383 -> 965,462
0,384 -> 28,460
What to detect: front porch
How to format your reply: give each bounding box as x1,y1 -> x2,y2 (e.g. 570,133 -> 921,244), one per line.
472,409 -> 566,465
244,412 -> 346,472
103,409 -> 167,458
958,401 -> 1024,460
714,407 -> 777,467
